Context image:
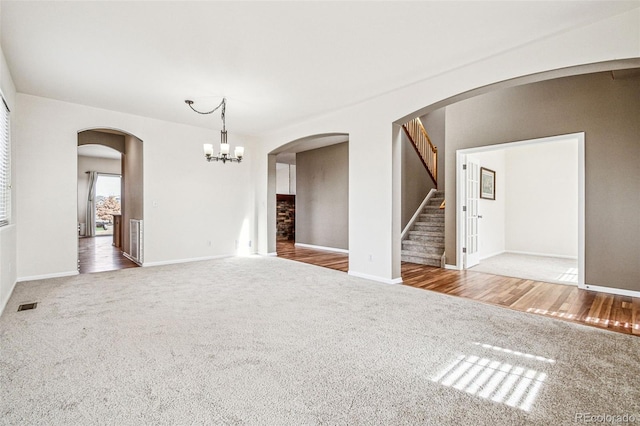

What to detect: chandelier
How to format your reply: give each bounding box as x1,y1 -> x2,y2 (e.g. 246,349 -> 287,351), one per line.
184,97 -> 244,163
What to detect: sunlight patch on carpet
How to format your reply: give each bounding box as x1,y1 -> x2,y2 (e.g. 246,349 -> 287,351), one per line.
431,343 -> 554,412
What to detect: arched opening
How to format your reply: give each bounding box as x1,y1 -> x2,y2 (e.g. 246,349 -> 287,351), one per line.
395,59 -> 639,296
267,133 -> 349,271
77,128 -> 144,273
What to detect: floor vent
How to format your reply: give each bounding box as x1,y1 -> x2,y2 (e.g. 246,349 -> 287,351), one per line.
18,303 -> 37,312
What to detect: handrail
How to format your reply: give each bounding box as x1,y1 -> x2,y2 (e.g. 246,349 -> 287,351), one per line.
402,117 -> 437,187
401,188 -> 437,241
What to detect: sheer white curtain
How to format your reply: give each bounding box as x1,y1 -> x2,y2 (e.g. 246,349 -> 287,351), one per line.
86,171 -> 98,237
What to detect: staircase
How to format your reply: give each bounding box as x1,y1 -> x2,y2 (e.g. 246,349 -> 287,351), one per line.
401,191 -> 444,267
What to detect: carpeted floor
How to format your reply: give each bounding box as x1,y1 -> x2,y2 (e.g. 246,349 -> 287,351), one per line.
470,253 -> 578,285
1,256 -> 638,425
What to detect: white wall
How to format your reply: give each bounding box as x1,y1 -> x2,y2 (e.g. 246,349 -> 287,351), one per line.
0,36 -> 18,315
468,150 -> 506,260
275,163 -> 296,195
505,139 -> 578,258
257,8 -> 640,284
14,94 -> 256,280
469,139 -> 578,261
6,8 -> 639,288
77,155 -> 121,227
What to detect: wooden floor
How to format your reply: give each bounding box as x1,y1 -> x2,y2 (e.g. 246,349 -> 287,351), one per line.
78,236 -> 138,274
276,240 -> 639,336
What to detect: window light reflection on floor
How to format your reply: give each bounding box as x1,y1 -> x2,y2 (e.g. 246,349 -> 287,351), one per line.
431,344 -> 553,412
526,308 -> 576,320
556,267 -> 578,284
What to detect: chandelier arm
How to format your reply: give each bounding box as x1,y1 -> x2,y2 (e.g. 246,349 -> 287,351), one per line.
184,98 -> 226,115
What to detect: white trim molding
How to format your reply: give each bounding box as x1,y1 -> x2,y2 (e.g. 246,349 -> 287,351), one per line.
17,270 -> 79,282
583,284 -> 640,298
445,264 -> 461,271
295,243 -> 349,254
143,254 -> 232,267
263,252 -> 278,257
122,252 -> 142,266
348,270 -> 403,285
504,250 -> 577,260
0,278 -> 17,317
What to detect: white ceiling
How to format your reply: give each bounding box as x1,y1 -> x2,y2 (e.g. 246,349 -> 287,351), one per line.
2,1 -> 637,135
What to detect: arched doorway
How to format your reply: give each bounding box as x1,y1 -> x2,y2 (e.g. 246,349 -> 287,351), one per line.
77,128 -> 144,273
394,59 -> 639,294
267,133 -> 349,270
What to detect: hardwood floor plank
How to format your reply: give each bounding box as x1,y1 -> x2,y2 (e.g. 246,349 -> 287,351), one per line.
78,236 -> 138,274
276,241 -> 639,337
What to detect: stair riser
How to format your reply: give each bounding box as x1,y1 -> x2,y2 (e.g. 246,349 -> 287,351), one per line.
412,224 -> 444,232
402,243 -> 444,255
402,256 -> 441,267
418,215 -> 444,223
407,235 -> 444,244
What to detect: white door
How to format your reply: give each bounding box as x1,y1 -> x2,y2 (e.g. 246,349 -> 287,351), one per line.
465,159 -> 480,268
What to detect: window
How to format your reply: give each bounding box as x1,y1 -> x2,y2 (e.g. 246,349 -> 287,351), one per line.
0,97 -> 10,227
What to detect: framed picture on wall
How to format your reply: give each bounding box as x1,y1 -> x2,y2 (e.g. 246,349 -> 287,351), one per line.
480,167 -> 496,200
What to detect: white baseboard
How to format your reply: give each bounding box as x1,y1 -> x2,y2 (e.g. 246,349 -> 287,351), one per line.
583,283 -> 640,298
143,254 -> 232,267
348,270 -> 403,285
445,264 -> 461,270
0,278 -> 18,317
264,252 -> 278,257
505,250 -> 577,260
17,270 -> 79,282
480,251 -> 506,261
295,243 -> 349,254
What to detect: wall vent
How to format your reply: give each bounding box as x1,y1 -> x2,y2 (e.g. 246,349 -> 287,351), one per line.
130,219 -> 143,264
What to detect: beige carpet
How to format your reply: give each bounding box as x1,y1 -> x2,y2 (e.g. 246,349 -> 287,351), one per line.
470,253 -> 578,285
1,256 -> 638,425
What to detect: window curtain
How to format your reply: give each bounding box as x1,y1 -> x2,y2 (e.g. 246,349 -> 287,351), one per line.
86,171 -> 98,237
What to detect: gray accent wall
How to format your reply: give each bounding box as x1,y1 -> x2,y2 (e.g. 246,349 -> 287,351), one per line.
401,131 -> 433,230
401,108 -> 445,230
122,134 -> 143,256
444,71 -> 640,291
296,143 -> 348,250
420,107 -> 446,191
78,130 -> 125,153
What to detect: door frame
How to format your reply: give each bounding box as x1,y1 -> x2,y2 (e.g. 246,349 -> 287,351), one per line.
455,132 -> 585,288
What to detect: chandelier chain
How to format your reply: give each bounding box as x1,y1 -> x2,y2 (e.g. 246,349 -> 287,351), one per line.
185,98 -> 226,116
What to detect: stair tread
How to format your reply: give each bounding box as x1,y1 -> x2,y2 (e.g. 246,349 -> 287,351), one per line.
401,250 -> 442,259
